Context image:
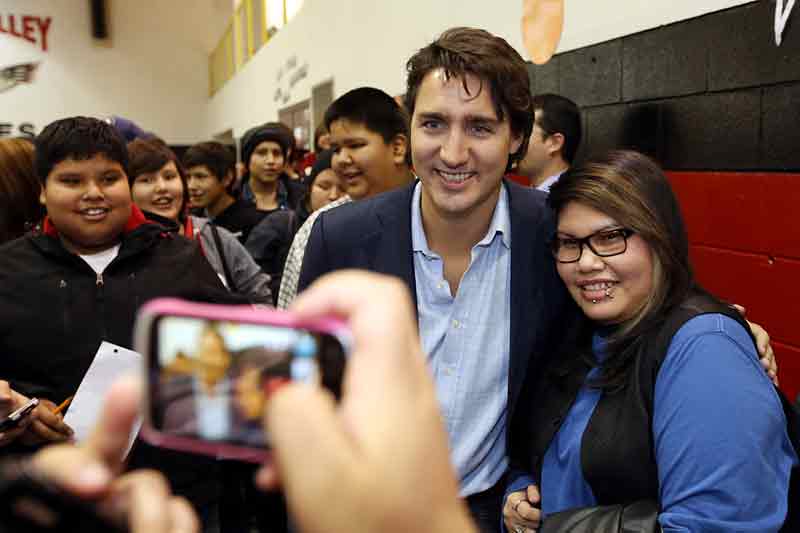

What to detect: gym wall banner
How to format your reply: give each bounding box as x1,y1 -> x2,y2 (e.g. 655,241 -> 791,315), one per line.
1,13 -> 52,138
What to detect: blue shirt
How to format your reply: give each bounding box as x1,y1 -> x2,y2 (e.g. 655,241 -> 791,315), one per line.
509,314 -> 797,532
411,182 -> 511,497
241,177 -> 291,210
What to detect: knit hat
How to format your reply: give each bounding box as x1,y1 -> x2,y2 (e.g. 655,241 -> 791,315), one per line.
240,122 -> 294,170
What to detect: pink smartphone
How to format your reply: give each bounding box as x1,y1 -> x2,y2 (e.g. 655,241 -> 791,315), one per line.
134,298 -> 350,463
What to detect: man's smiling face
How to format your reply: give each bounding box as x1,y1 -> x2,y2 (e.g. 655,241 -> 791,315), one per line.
410,69 -> 521,222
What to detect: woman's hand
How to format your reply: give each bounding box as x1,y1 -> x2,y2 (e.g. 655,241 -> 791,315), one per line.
503,484 -> 542,533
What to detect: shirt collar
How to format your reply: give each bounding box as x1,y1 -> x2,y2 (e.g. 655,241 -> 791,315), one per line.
536,171 -> 564,193
411,181 -> 511,256
241,175 -> 290,209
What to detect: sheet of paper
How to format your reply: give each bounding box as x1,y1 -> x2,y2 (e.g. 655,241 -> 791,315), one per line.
64,341 -> 142,456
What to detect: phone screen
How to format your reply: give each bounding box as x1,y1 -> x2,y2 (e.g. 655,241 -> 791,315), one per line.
148,316 -> 346,448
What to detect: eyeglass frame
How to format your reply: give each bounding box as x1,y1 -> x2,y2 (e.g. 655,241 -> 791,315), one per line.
550,228 -> 636,263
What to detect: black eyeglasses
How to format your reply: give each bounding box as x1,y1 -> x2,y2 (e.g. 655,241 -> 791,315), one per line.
551,228 -> 636,263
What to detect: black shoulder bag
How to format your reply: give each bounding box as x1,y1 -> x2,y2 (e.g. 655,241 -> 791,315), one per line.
209,224 -> 237,293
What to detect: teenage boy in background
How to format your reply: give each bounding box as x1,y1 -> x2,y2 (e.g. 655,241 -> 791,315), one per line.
239,122 -> 305,213
185,141 -> 264,243
516,93 -> 581,192
277,87 -> 415,307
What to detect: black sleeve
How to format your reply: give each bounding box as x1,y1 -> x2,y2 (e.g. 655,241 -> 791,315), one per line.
244,212 -> 295,305
268,212 -> 296,305
297,212 -> 333,294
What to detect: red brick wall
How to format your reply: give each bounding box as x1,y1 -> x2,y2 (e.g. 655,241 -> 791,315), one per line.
667,171 -> 800,400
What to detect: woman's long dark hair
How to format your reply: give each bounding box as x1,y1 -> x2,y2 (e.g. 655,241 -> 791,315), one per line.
548,150 -> 696,390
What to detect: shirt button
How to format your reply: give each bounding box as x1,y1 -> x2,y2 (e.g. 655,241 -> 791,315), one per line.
452,319 -> 459,328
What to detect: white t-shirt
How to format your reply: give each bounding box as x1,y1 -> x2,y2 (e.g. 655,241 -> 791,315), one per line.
79,244 -> 120,274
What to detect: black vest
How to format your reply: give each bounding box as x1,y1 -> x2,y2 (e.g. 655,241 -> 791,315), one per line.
521,291 -> 799,528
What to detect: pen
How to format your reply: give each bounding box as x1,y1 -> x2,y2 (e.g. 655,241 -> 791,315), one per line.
52,395 -> 73,415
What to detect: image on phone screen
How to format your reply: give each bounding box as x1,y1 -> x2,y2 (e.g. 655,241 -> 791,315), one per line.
150,317 -> 346,448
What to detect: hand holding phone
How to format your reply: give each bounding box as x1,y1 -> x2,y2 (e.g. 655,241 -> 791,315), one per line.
255,272 -> 476,533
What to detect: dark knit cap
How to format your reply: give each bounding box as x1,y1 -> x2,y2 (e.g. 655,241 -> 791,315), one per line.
240,122 -> 294,169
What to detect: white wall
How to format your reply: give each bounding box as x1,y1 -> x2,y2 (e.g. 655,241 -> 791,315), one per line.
1,0 -> 230,143
1,0 -> 757,142
206,0 -> 756,139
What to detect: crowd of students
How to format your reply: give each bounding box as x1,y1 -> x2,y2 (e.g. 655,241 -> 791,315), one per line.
0,23 -> 797,533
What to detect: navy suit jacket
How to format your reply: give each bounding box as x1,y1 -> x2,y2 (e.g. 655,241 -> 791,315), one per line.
298,180 -> 573,449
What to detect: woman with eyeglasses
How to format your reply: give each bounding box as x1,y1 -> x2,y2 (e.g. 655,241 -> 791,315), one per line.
503,150 -> 798,533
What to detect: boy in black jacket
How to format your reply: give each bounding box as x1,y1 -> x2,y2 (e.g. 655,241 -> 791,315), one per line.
0,116 -> 244,530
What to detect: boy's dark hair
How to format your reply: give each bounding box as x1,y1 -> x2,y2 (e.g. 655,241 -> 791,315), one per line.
127,138 -> 185,185
404,27 -> 533,173
324,87 -> 409,144
533,94 -> 582,163
35,116 -> 129,184
183,141 -> 236,193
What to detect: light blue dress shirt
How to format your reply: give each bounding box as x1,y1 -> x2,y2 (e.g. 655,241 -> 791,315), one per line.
411,181 -> 512,497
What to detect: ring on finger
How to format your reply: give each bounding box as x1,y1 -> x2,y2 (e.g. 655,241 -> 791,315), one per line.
514,526 -> 526,533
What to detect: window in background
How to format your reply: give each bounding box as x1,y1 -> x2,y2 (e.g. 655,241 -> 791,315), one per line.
279,100 -> 311,151
265,0 -> 285,37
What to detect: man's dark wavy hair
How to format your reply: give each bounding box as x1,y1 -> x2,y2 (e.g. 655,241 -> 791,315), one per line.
404,27 -> 534,173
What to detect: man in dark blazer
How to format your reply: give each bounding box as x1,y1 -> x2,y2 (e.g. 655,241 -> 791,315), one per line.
298,27 -> 572,532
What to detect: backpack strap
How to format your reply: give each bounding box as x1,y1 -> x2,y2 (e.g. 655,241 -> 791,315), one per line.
209,223 -> 237,293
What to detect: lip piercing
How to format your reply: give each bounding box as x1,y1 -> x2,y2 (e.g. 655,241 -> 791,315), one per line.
605,287 -> 615,300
